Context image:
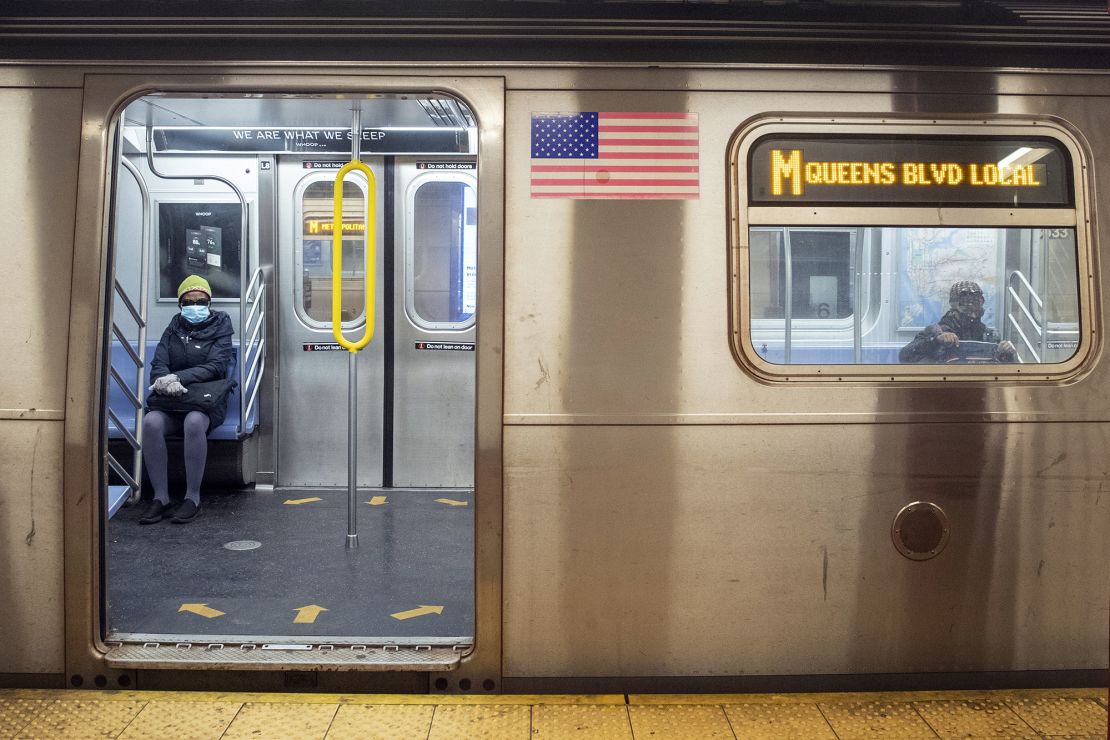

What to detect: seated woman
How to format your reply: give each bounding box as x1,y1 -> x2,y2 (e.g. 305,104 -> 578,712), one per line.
899,281 -> 1017,364
140,275 -> 234,524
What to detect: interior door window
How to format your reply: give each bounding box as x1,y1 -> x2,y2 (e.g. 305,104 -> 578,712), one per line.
407,178 -> 477,329
298,178 -> 367,326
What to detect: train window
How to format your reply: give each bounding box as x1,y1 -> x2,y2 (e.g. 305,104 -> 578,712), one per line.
296,177 -> 368,326
749,227 -> 1079,365
406,177 -> 478,329
730,121 -> 1093,379
750,228 -> 855,322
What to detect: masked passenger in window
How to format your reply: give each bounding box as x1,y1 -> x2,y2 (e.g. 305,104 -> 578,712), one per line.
899,281 -> 1018,364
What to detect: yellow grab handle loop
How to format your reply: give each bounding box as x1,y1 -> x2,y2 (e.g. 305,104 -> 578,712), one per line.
332,160 -> 377,352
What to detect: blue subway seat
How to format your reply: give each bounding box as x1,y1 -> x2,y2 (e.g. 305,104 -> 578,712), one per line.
106,485 -> 130,518
107,341 -> 258,442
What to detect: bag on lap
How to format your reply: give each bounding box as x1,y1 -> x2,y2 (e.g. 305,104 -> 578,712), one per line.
147,378 -> 236,416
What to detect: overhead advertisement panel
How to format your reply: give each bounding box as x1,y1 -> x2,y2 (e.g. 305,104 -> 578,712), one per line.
748,136 -> 1072,207
151,126 -> 471,154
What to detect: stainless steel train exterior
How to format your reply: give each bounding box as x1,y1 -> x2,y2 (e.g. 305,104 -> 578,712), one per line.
3,1 -> 1110,694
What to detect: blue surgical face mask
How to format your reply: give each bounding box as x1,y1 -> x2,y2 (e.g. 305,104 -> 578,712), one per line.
181,305 -> 211,324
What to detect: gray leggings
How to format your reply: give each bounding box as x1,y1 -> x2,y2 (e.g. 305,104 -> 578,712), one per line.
142,409 -> 210,502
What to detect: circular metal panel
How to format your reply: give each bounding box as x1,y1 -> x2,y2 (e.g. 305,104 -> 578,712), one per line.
892,502 -> 950,561
223,540 -> 262,551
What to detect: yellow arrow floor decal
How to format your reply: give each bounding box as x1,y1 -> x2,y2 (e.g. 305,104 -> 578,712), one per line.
292,605 -> 328,624
367,496 -> 388,506
284,497 -> 322,505
435,498 -> 469,507
390,605 -> 444,621
179,603 -> 225,619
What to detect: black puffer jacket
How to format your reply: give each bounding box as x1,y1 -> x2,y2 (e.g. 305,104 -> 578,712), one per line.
898,309 -> 1002,364
147,311 -> 235,429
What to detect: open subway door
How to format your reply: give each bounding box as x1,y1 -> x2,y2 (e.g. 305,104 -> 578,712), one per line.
84,84 -> 502,685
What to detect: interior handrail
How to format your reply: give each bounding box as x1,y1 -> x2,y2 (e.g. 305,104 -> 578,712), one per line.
245,265 -> 265,301
245,305 -> 265,353
1009,269 -> 1044,310
244,337 -> 266,393
245,282 -> 265,331
109,366 -> 143,411
107,408 -> 140,453
1005,313 -> 1040,363
1006,284 -> 1043,339
1006,270 -> 1049,363
333,142 -> 377,549
111,323 -> 144,369
331,160 -> 377,351
107,455 -> 139,493
117,155 -> 152,504
244,355 -> 266,426
113,279 -> 146,329
239,268 -> 266,435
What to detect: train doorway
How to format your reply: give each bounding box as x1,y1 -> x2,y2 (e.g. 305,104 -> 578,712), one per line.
275,157 -> 477,489
100,90 -> 489,671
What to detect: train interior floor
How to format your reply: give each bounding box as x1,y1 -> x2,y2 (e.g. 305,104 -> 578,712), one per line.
106,487 -> 474,639
0,688 -> 1105,738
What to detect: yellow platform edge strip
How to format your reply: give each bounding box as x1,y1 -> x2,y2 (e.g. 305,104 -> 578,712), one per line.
629,687 -> 1108,704
0,689 -> 625,705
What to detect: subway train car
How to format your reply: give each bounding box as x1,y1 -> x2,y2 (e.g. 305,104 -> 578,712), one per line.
3,0 -> 1110,695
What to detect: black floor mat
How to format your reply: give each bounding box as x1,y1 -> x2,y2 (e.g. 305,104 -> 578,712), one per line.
107,487 -> 474,639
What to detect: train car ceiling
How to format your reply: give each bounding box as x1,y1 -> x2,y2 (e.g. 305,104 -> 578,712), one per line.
104,93 -> 478,669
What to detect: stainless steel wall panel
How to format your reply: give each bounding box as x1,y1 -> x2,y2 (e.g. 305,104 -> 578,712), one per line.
501,79 -> 1110,679
0,88 -> 81,415
502,423 -> 1110,677
0,420 -> 64,673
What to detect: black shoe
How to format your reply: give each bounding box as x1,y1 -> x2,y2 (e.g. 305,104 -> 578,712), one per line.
138,500 -> 168,525
171,499 -> 200,523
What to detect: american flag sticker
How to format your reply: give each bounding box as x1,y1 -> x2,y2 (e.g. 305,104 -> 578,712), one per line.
530,112 -> 699,199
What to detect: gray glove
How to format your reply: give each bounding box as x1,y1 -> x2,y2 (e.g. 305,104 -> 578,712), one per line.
150,374 -> 187,396
164,378 -> 187,396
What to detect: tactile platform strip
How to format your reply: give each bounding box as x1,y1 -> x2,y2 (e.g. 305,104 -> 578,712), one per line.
913,699 -> 1037,739
0,698 -> 54,738
724,702 -> 837,738
628,705 -> 735,739
14,699 -> 145,739
532,704 -> 632,739
222,702 -> 338,739
105,643 -> 462,670
117,700 -> 242,739
325,704 -> 435,740
427,705 -> 530,740
818,700 -> 939,739
1004,696 -> 1106,737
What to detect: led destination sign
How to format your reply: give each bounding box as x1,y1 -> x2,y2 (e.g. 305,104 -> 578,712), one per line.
749,136 -> 1070,207
304,219 -> 365,235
